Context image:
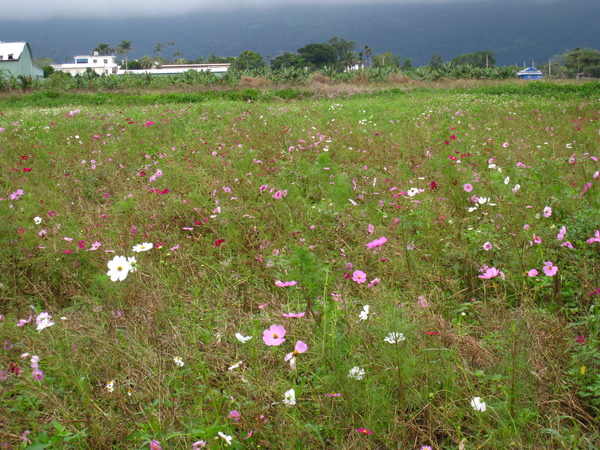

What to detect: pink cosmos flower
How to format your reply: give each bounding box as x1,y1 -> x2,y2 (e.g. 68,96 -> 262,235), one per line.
586,230 -> 600,244
275,280 -> 297,287
366,236 -> 387,249
88,241 -> 101,251
228,410 -> 241,422
557,226 -> 566,242
367,224 -> 375,234
367,278 -> 380,287
285,340 -> 308,370
325,393 -> 341,397
262,325 -> 286,346
533,234 -> 542,244
543,261 -> 558,277
352,270 -> 367,283
16,316 -> 32,327
503,142 -> 509,148
149,440 -> 161,450
32,369 -> 44,381
282,312 -> 305,318
478,267 -> 503,279
543,206 -> 552,218
463,183 -> 473,192
483,242 -> 492,251
561,242 -> 574,249
357,428 -> 373,434
527,269 -> 539,277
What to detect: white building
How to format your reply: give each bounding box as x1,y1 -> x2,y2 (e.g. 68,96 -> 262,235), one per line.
52,52 -> 120,76
121,63 -> 230,76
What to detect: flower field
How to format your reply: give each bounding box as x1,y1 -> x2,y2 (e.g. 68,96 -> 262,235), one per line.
1,82 -> 600,448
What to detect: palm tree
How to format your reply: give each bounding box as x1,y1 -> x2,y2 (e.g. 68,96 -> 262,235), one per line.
117,40 -> 133,70
94,43 -> 113,56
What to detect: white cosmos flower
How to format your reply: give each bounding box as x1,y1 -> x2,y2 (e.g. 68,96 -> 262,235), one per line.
283,388 -> 296,406
34,216 -> 42,225
106,255 -> 133,282
348,366 -> 366,380
132,242 -> 153,252
358,305 -> 369,321
470,396 -> 487,412
173,356 -> 184,367
235,333 -> 253,343
217,431 -> 233,445
127,256 -> 138,272
228,361 -> 243,371
407,187 -> 419,197
384,332 -> 406,344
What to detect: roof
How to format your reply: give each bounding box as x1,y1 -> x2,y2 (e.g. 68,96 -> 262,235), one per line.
0,42 -> 27,60
517,67 -> 542,76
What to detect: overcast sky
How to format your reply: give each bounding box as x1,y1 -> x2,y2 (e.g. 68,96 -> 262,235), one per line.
11,0 -> 555,20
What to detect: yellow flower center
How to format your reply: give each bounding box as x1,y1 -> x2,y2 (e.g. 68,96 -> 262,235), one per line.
117,266 -> 123,271
273,333 -> 278,338
293,350 -> 299,355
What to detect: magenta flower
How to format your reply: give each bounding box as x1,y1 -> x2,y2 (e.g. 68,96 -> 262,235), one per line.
285,340 -> 308,369
263,325 -> 286,346
357,428 -> 373,434
352,270 -> 367,283
543,262 -> 558,277
366,236 -> 387,249
575,335 -> 586,344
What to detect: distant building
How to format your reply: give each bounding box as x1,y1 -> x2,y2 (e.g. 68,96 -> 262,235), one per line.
0,42 -> 44,79
52,52 -> 120,76
121,63 -> 230,76
517,67 -> 543,80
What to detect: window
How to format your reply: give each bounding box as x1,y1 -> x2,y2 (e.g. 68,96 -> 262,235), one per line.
76,58 -> 89,64
104,59 -> 108,64
93,59 -> 97,63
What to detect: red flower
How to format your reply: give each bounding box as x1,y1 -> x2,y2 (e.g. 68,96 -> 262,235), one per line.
23,168 -> 32,172
357,428 -> 373,434
214,239 -> 225,247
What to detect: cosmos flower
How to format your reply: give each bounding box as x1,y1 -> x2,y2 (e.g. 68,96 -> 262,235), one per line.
348,367 -> 365,380
470,397 -> 487,412
384,332 -> 406,344
132,242 -> 153,252
262,325 -> 286,346
284,341 -> 308,370
106,256 -> 133,282
283,388 -> 296,406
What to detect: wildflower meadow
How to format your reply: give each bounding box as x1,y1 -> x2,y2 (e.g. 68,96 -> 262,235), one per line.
1,81 -> 600,448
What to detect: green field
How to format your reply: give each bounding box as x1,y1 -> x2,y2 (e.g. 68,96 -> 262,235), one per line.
1,82 -> 599,449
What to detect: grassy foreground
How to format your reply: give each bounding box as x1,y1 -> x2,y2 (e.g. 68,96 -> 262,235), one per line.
1,82 -> 600,449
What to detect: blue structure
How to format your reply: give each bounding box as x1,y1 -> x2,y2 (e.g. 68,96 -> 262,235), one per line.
517,67 -> 543,80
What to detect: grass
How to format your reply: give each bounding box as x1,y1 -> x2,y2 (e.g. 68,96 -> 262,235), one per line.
1,80 -> 599,449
